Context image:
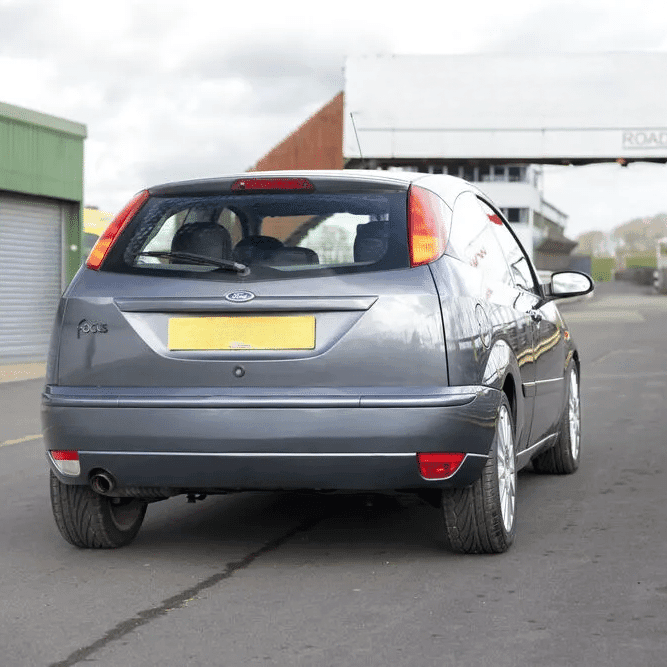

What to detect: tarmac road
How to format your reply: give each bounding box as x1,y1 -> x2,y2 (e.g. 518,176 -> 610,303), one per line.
1,280 -> 666,666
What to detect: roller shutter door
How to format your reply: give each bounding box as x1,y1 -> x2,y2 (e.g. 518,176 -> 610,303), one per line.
0,196 -> 64,363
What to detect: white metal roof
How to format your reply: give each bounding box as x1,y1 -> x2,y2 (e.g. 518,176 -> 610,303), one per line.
343,53 -> 667,162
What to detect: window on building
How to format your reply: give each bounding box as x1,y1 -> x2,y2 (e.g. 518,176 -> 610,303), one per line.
508,166 -> 525,182
478,166 -> 492,182
462,166 -> 476,182
492,166 -> 506,181
503,208 -> 528,224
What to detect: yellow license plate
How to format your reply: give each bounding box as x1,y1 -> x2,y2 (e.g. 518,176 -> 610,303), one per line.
168,316 -> 315,351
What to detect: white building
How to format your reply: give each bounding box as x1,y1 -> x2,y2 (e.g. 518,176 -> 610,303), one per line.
254,53 -> 667,270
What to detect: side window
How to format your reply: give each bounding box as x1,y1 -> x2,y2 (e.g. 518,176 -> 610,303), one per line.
448,191 -> 511,285
479,199 -> 535,291
298,214 -> 367,265
261,212 -> 385,266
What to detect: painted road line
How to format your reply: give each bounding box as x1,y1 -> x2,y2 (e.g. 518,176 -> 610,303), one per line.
0,434 -> 42,448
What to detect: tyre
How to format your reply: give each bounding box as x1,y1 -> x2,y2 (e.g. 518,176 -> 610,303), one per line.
532,364 -> 580,475
50,471 -> 147,548
441,395 -> 517,554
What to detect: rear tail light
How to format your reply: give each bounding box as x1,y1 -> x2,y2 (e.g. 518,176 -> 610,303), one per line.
408,185 -> 448,266
50,450 -> 80,476
231,177 -> 314,192
417,452 -> 465,479
86,190 -> 150,270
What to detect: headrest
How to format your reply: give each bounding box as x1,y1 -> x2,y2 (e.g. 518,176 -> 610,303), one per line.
233,236 -> 284,264
268,247 -> 320,266
171,223 -> 232,259
353,219 -> 389,263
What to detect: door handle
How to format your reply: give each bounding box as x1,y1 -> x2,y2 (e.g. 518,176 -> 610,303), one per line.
529,309 -> 543,323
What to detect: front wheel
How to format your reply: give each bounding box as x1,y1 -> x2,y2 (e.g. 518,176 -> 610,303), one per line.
50,471 -> 147,548
442,395 -> 517,554
532,364 -> 580,474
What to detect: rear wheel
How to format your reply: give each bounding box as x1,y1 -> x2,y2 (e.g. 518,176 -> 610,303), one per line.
50,471 -> 147,548
442,395 -> 517,554
532,364 -> 580,474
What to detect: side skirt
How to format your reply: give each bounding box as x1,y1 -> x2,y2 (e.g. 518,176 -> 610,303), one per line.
516,433 -> 558,470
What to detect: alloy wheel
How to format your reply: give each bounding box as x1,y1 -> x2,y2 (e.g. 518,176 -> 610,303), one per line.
568,369 -> 581,461
496,405 -> 516,533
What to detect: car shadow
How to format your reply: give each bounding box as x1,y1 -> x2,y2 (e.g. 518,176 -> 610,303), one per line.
135,490 -> 449,559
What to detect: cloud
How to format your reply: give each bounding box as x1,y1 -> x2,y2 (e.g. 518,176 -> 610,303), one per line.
1,0 -> 378,210
485,0 -> 667,52
2,0 -> 667,223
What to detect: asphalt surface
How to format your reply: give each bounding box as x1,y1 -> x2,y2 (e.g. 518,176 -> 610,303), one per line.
2,280 -> 666,666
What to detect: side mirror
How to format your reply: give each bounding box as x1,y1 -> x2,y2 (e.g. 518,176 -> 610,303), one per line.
544,271 -> 594,300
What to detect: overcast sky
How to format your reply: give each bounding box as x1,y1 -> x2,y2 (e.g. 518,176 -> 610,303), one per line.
1,0 -> 667,238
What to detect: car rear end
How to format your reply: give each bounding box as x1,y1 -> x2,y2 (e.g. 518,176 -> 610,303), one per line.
43,171 -> 499,498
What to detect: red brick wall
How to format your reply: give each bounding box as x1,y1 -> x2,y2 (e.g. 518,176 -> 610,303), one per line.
251,92 -> 344,171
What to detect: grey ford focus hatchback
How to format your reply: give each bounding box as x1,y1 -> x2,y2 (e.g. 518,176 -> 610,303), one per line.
42,170 -> 593,553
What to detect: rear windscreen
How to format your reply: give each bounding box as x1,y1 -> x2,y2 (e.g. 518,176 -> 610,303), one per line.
102,192 -> 410,280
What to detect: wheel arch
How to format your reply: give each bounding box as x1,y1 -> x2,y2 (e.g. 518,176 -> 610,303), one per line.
502,373 -> 518,426
482,339 -> 526,448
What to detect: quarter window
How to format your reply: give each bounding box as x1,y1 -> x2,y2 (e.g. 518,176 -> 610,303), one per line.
479,199 -> 535,291
448,192 -> 510,285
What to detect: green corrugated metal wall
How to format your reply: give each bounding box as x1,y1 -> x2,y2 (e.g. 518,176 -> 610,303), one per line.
0,102 -> 86,281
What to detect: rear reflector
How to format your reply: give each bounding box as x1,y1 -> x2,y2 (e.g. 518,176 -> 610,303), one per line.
417,453 -> 465,479
50,450 -> 80,476
51,450 -> 78,460
231,177 -> 314,192
86,190 -> 150,270
407,185 -> 448,267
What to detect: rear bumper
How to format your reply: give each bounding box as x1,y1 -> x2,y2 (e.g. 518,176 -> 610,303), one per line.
42,385 -> 501,491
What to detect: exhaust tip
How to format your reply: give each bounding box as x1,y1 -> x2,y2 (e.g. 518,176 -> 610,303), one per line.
90,471 -> 115,495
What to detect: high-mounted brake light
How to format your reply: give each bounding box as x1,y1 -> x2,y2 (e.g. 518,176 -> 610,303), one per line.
50,450 -> 81,476
86,189 -> 150,270
407,185 -> 448,267
417,453 -> 465,480
231,177 -> 314,192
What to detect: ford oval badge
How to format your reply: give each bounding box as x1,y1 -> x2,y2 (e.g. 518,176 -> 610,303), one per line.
225,290 -> 255,303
